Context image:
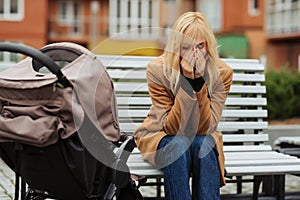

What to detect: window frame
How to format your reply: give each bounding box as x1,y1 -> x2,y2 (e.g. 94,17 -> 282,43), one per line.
248,0 -> 260,16
0,0 -> 24,21
58,0 -> 83,36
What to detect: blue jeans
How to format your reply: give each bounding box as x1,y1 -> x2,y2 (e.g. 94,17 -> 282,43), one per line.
156,135 -> 220,200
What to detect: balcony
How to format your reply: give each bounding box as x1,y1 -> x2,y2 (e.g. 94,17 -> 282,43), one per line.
266,0 -> 300,40
47,15 -> 109,44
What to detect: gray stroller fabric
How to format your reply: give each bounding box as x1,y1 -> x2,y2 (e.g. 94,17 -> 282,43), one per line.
0,42 -> 120,147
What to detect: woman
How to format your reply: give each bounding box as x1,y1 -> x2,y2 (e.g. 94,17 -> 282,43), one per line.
134,12 -> 233,200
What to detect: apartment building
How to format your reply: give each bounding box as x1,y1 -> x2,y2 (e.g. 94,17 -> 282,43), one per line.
1,0 -> 299,70
265,0 -> 300,70
0,0 -> 48,64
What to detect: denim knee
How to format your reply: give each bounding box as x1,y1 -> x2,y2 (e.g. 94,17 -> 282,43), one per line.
156,135 -> 192,168
191,135 -> 216,159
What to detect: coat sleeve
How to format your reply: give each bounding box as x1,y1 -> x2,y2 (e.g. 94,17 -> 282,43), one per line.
133,60 -> 199,163
146,62 -> 199,135
194,60 -> 233,135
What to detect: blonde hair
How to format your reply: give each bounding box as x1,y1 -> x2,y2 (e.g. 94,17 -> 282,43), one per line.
163,12 -> 219,94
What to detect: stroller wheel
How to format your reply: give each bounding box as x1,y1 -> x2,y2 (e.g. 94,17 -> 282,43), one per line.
25,188 -> 49,200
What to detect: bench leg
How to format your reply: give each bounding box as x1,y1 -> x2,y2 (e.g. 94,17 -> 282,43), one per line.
274,175 -> 285,200
252,176 -> 263,200
236,176 -> 242,194
262,176 -> 274,195
260,175 -> 285,200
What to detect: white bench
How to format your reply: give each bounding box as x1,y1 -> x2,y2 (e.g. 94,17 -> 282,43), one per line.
98,55 -> 300,200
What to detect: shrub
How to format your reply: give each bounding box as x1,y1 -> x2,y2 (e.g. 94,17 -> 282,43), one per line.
265,68 -> 300,120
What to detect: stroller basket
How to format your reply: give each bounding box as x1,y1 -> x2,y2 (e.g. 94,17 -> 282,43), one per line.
0,42 -> 143,200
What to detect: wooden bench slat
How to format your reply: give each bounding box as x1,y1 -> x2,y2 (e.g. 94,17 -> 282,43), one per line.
126,155 -> 300,169
116,96 -> 267,106
225,97 -> 267,106
126,165 -> 300,178
128,150 -> 288,162
223,145 -> 272,152
129,145 -> 273,154
126,151 -> 300,177
224,151 -> 295,160
225,164 -> 300,176
114,82 -> 147,92
221,109 -> 267,118
229,85 -> 266,94
118,109 -> 267,118
98,55 -> 154,68
220,59 -> 265,72
128,169 -> 163,177
99,56 -> 265,72
225,158 -> 300,166
127,162 -> 157,170
109,70 -> 147,80
108,70 -> 265,82
118,121 -> 268,132
116,97 -> 151,105
114,83 -> 266,94
218,121 -> 268,130
127,151 -> 299,166
222,134 -> 269,143
232,73 -> 265,82
126,154 -> 300,177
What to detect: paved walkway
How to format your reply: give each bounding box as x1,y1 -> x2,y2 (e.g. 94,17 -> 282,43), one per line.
1,157 -> 300,199
0,159 -> 14,200
1,125 -> 300,199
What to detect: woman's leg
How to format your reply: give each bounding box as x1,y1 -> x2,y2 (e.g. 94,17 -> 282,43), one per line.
156,135 -> 192,200
191,135 -> 220,200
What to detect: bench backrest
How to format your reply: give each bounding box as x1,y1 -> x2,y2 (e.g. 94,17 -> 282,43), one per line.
98,55 -> 268,146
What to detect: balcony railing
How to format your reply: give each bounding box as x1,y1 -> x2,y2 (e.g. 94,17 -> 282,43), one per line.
266,0 -> 300,37
47,13 -> 161,43
47,15 -> 109,43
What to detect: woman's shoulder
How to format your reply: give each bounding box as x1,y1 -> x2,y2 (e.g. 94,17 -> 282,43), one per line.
147,55 -> 164,78
148,54 -> 164,69
146,54 -> 171,87
218,59 -> 233,79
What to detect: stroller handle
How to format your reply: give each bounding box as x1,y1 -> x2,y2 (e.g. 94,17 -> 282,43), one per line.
0,42 -> 72,88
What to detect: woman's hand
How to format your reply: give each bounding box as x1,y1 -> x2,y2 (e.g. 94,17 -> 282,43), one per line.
180,44 -> 208,93
180,45 -> 208,79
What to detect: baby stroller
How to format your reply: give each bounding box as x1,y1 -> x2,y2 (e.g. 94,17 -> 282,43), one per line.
0,42 -> 144,200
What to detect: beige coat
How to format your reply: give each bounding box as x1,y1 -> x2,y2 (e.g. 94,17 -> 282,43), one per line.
133,55 -> 233,186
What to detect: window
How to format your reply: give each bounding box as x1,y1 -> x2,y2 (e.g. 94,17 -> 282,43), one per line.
0,42 -> 22,71
248,0 -> 260,15
0,51 -> 21,62
0,0 -> 24,20
109,0 -> 159,39
58,0 -> 83,35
